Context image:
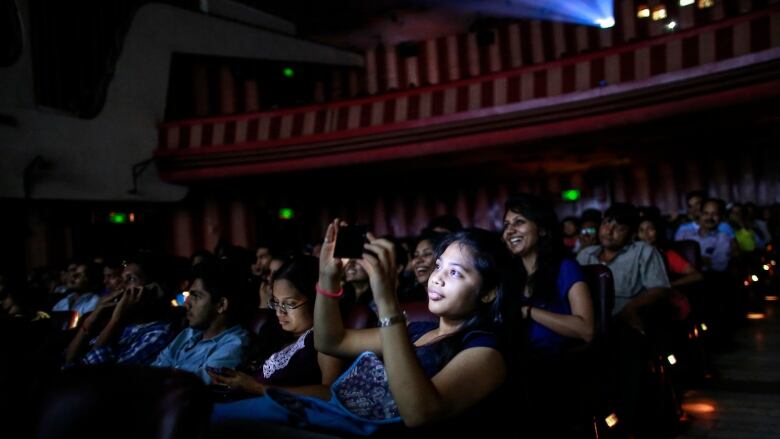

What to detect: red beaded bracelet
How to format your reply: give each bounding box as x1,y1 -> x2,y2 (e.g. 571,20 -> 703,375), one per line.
315,282 -> 344,298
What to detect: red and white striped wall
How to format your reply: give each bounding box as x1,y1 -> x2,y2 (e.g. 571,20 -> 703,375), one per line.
167,149 -> 780,257
360,0 -> 777,94
158,7 -> 780,153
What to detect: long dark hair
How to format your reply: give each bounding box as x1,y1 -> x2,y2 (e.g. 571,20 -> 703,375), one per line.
504,194 -> 564,305
429,228 -> 520,365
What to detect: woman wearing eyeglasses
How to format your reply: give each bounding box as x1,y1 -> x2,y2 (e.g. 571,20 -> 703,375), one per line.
207,256 -> 342,399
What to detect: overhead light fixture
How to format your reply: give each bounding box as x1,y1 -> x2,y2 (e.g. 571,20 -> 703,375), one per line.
637,5 -> 651,18
698,0 -> 715,8
652,5 -> 668,21
679,0 -> 695,6
666,20 -> 677,30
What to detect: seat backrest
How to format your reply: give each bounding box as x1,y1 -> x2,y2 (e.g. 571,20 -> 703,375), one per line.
34,365 -> 212,439
669,239 -> 702,271
580,264 -> 616,339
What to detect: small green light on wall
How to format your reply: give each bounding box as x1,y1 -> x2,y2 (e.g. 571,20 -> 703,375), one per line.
561,189 -> 581,202
278,208 -> 295,220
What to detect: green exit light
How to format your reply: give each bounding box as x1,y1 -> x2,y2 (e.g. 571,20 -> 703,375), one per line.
108,212 -> 128,224
278,208 -> 295,220
282,67 -> 295,78
561,189 -> 581,202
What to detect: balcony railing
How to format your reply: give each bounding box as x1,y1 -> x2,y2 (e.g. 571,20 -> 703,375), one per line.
156,6 -> 780,181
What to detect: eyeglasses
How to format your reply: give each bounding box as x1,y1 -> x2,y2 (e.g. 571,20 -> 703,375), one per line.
268,299 -> 308,314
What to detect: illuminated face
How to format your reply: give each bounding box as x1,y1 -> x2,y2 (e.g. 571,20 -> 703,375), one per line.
599,219 -> 632,251
699,201 -> 720,232
502,210 -> 540,257
270,279 -> 312,337
344,259 -> 368,283
637,220 -> 657,246
411,239 -> 436,285
427,243 -> 485,320
185,278 -> 219,330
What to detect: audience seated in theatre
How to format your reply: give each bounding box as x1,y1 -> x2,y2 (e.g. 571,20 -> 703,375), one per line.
638,214 -> 703,289
675,191 -> 735,241
51,261 -> 103,318
63,256 -> 176,367
210,223 -> 516,436
676,198 -> 736,272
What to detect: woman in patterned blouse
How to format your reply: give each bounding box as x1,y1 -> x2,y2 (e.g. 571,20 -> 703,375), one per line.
208,256 -> 342,399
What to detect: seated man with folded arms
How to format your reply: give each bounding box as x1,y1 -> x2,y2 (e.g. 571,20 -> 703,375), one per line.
152,259 -> 251,383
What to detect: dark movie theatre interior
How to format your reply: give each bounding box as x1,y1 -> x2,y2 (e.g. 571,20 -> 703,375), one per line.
2,1 -> 780,438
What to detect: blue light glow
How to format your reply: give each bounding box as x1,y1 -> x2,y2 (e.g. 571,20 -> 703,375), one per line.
422,0 -> 615,27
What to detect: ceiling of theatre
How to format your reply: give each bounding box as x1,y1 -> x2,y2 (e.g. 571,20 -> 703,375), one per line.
240,0 -> 523,49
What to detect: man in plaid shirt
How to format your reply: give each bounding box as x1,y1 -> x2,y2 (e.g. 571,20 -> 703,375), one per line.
64,261 -> 176,366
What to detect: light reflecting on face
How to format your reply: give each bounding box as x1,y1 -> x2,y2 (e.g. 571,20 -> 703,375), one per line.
502,210 -> 540,257
412,239 -> 436,285
185,279 -> 218,330
271,279 -> 312,337
427,243 -> 484,320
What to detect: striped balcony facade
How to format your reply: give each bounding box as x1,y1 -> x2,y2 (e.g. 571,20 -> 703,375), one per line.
156,6 -> 780,181
362,0 -> 776,94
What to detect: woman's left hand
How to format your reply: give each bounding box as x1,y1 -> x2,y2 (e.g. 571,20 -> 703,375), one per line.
357,234 -> 398,306
207,367 -> 265,395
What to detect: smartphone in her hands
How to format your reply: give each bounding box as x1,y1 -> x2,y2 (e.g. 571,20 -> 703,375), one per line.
205,365 -> 226,376
333,225 -> 369,259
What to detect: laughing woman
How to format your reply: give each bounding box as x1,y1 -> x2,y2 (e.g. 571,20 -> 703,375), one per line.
502,193 -> 595,435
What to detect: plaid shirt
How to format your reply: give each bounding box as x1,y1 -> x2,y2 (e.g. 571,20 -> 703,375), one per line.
81,321 -> 174,366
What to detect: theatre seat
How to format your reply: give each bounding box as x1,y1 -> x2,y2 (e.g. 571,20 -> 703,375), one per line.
34,365 -> 212,439
581,264 -> 616,339
669,240 -> 702,271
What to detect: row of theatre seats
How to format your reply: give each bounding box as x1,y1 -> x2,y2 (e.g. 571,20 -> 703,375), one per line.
30,239 -> 758,439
